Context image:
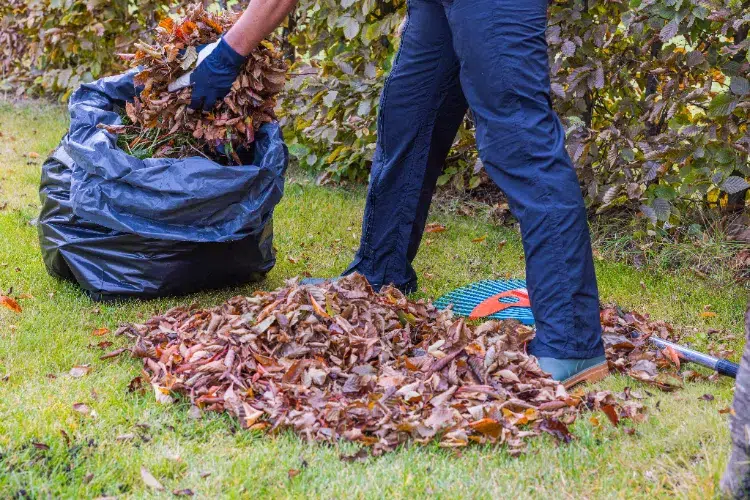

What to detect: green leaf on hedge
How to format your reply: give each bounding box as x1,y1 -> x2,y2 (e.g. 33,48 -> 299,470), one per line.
339,16 -> 360,40
721,176 -> 750,194
640,204 -> 657,225
652,198 -> 671,221
686,50 -> 704,67
660,19 -> 679,42
707,93 -> 737,118
730,76 -> 749,96
437,173 -> 451,186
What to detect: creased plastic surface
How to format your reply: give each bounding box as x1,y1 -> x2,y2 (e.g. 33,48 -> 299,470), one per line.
65,71 -> 287,242
38,72 -> 287,301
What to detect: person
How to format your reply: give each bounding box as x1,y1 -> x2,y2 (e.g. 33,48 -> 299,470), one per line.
721,301 -> 750,498
188,0 -> 607,385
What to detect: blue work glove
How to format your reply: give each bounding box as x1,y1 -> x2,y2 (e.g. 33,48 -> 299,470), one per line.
188,37 -> 247,111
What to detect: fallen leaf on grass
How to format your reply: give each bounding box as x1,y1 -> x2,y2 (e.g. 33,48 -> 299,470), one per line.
288,469 -> 301,479
153,383 -> 174,404
32,442 -> 49,450
140,466 -> 165,491
654,372 -> 683,392
173,489 -> 194,496
472,234 -> 487,243
662,346 -> 680,369
719,407 -> 736,415
116,433 -> 136,441
128,376 -> 146,394
72,403 -> 94,416
340,448 -> 369,463
540,418 -> 573,443
100,347 -> 128,360
601,404 -> 620,426
699,393 -> 715,401
700,311 -> 717,318
497,240 -> 507,251
70,365 -> 92,378
92,327 -> 110,337
425,223 -> 447,233
469,418 -> 503,439
27,152 -> 40,159
0,296 -> 22,313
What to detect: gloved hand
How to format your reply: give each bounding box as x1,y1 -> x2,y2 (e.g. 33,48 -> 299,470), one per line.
188,37 -> 247,111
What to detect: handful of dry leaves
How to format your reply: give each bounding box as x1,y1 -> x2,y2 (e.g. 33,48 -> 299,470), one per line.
108,4 -> 287,161
114,274 -> 658,456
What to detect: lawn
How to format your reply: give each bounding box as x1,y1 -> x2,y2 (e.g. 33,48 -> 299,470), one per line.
0,100 -> 747,498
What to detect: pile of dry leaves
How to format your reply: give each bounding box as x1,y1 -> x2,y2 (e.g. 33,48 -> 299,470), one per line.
113,274 -> 666,456
107,4 -> 287,161
601,306 -> 687,391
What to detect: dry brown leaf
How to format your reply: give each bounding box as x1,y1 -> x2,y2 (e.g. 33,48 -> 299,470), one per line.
118,275 -> 665,456
92,327 -> 110,337
140,466 -> 165,491
120,4 -> 288,160
662,346 -> 680,369
425,223 -> 447,233
70,365 -> 92,378
72,403 -> 93,416
472,234 -> 487,243
601,404 -> 620,426
0,295 -> 22,313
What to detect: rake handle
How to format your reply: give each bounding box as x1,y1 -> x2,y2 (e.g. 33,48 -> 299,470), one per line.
648,335 -> 739,379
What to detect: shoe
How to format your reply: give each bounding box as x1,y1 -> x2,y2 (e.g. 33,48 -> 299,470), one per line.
536,355 -> 609,389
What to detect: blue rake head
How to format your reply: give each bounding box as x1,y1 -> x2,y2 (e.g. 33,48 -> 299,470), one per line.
433,279 -> 536,325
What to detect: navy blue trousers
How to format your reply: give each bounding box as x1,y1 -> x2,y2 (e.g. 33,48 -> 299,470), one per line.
345,0 -> 604,359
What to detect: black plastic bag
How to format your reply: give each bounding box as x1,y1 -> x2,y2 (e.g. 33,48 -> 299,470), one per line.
38,72 -> 288,301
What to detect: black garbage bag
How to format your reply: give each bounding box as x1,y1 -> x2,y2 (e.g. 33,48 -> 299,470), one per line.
38,72 -> 288,301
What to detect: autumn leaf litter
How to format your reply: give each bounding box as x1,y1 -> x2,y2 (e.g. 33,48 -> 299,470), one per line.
103,4 -> 287,162
101,273 -> 709,457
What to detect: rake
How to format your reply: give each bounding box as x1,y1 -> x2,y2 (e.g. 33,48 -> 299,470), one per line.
434,279 -> 739,379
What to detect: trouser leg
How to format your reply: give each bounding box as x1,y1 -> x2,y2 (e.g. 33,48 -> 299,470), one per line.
345,0 -> 468,293
444,0 -> 603,358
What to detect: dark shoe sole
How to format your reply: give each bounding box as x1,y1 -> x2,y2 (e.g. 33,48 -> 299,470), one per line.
562,361 -> 610,389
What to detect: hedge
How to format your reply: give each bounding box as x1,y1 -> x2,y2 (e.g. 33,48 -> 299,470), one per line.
1,0 -> 748,229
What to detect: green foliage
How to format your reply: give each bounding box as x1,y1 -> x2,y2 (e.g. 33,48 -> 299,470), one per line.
0,0 -> 167,100
1,0 -> 748,228
278,0 -> 405,182
280,0 -> 750,230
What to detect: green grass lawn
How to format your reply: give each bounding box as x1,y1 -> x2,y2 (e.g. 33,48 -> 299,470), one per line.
0,100 -> 746,498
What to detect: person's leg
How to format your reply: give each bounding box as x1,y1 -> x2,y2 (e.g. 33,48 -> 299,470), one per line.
343,0 -> 468,293
444,0 -> 604,361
